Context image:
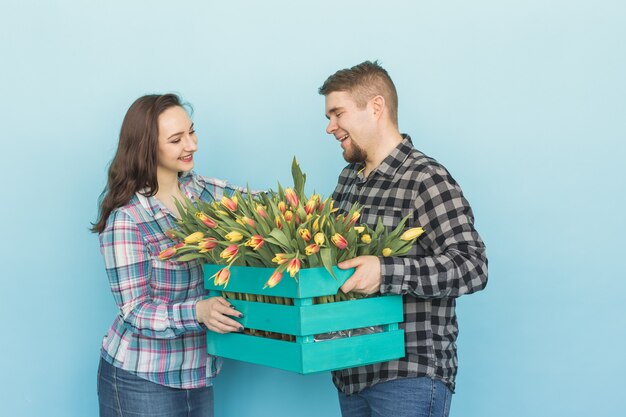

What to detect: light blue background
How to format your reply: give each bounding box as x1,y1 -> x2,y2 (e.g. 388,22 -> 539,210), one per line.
1,1 -> 625,416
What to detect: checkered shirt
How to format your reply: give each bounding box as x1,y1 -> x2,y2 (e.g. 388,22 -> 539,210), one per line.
331,135 -> 488,395
99,172 -> 238,389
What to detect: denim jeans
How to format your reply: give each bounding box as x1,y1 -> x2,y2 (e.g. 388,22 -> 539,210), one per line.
97,357 -> 214,417
338,377 -> 452,417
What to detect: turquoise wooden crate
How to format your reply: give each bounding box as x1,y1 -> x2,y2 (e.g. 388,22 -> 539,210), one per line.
204,264 -> 405,374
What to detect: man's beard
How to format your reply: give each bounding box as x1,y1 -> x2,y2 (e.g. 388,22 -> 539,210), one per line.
343,141 -> 367,164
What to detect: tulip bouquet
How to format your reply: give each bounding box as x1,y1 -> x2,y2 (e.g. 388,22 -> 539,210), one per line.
162,158 -> 424,300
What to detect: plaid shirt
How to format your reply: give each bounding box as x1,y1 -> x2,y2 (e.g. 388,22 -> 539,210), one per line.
99,172 -> 238,389
331,135 -> 488,395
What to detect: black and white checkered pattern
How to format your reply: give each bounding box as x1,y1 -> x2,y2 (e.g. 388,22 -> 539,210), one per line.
331,135 -> 488,395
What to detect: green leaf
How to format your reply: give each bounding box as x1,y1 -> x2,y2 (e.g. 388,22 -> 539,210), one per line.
320,247 -> 337,280
176,253 -> 208,262
268,229 -> 292,250
291,157 -> 306,198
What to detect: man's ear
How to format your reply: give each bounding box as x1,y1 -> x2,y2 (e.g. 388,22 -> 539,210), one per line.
370,95 -> 385,120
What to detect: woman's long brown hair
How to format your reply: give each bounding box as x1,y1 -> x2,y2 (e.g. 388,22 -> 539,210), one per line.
91,94 -> 184,233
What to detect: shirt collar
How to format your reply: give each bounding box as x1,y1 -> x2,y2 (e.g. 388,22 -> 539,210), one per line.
136,171 -> 195,219
354,134 -> 414,179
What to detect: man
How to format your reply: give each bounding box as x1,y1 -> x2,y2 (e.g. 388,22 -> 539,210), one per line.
320,60 -> 488,417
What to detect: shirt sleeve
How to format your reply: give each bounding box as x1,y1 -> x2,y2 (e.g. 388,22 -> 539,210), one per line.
379,168 -> 488,298
195,174 -> 257,201
99,210 -> 205,337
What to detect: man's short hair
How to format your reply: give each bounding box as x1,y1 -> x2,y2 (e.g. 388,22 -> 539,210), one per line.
319,60 -> 398,126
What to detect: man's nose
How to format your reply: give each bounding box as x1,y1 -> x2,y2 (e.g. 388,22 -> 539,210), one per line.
326,119 -> 336,135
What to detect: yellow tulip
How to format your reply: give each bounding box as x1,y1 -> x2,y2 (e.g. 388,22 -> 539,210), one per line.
225,231 -> 243,242
400,227 -> 425,241
314,232 -> 325,246
184,232 -> 204,244
382,248 -> 393,256
361,234 -> 372,244
272,253 -> 288,265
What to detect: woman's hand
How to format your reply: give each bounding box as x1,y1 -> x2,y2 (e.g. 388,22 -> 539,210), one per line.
196,297 -> 243,334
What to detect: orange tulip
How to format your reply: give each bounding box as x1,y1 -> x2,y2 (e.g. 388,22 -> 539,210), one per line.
264,269 -> 283,288
284,210 -> 293,222
245,235 -> 264,250
158,246 -> 177,260
349,211 -> 360,225
285,188 -> 299,208
198,238 -> 218,252
220,245 -> 239,262
298,228 -> 312,242
165,229 -> 178,240
221,195 -> 238,212
286,258 -> 301,277
195,212 -> 217,228
212,267 -> 231,286
305,244 -> 320,256
304,199 -> 317,215
278,201 -> 287,214
237,216 -> 256,228
256,205 -> 269,219
331,233 -> 348,250
275,215 -> 283,229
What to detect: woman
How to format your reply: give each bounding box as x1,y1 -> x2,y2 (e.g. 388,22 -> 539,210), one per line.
92,94 -> 243,417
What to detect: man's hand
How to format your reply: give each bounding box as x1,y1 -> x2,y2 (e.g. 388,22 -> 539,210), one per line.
338,255 -> 382,294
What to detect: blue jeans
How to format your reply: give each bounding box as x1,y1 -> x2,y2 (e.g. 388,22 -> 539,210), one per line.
338,377 -> 452,417
97,357 -> 214,417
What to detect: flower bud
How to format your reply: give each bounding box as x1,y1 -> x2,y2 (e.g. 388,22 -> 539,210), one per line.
298,228 -> 312,241
286,258 -> 301,277
221,196 -> 238,212
220,245 -> 239,262
400,227 -> 425,241
305,244 -> 320,256
272,253 -> 288,265
195,212 -> 217,228
212,267 -> 231,286
256,205 -> 269,219
264,269 -> 283,288
158,246 -> 177,260
245,235 -> 264,250
331,233 -> 348,250
198,238 -> 218,252
225,231 -> 244,242
285,188 -> 299,208
184,232 -> 204,244
361,234 -> 372,244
